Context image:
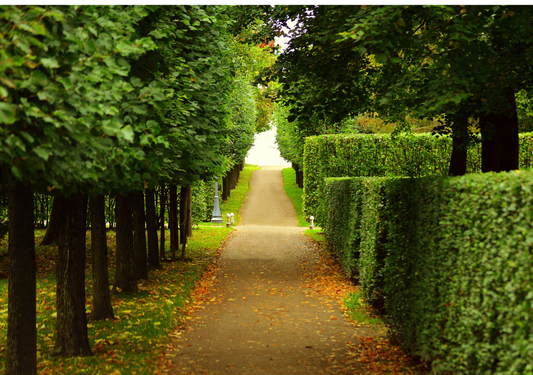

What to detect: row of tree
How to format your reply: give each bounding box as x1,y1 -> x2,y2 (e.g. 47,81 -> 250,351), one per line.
0,5 -> 274,374
251,5 -> 533,176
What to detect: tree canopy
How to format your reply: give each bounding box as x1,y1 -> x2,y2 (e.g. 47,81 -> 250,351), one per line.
265,5 -> 533,173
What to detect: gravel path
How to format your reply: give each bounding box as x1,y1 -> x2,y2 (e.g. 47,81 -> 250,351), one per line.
168,166 -> 369,374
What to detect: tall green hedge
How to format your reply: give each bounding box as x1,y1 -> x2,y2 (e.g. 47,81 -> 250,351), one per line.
324,172 -> 533,374
305,132 -> 533,224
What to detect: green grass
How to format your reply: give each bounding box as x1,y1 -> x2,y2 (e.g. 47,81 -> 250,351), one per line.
0,165 -> 257,375
344,289 -> 385,328
281,167 -> 308,227
304,228 -> 326,244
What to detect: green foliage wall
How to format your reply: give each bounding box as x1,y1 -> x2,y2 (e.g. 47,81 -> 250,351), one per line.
324,172 -> 533,374
305,133 -> 533,224
304,133 -> 452,223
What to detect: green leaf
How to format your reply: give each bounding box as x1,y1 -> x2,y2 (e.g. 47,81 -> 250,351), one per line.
0,103 -> 16,124
31,70 -> 48,86
120,125 -> 135,142
34,146 -> 51,161
59,76 -> 73,90
40,57 -> 59,69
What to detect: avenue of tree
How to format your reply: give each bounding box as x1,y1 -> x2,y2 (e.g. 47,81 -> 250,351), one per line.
4,5 -> 533,375
0,5 -> 275,374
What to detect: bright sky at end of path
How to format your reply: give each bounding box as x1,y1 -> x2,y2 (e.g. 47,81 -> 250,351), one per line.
245,127 -> 291,167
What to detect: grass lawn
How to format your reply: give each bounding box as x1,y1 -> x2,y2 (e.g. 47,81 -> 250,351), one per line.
0,164 -> 259,375
281,167 -> 308,227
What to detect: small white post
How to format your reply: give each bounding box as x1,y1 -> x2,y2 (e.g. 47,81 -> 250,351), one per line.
309,215 -> 315,230
230,213 -> 235,225
226,213 -> 231,227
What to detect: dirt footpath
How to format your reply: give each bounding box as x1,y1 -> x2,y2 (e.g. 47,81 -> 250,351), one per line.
168,167 -> 369,374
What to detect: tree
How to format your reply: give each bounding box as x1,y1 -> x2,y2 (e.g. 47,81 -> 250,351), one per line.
265,5 -> 533,174
145,187 -> 160,269
55,192 -> 91,356
0,5 -> 167,367
89,194 -> 114,321
6,182 -> 35,375
114,193 -> 138,293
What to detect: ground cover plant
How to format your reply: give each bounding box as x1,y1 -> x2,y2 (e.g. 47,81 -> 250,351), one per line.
0,165 -> 258,374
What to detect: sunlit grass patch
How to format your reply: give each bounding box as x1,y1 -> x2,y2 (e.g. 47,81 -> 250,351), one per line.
304,228 -> 326,244
281,167 -> 308,227
344,289 -> 385,328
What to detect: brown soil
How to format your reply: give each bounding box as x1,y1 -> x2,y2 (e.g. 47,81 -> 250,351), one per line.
166,167 -> 387,374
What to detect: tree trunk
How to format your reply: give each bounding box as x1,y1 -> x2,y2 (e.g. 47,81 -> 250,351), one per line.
222,173 -> 230,201
159,185 -> 166,261
145,188 -> 160,269
114,193 -> 137,293
480,89 -> 519,172
6,182 -> 36,375
40,194 -> 67,246
233,164 -> 239,189
230,166 -> 236,190
179,185 -> 192,258
169,185 -> 178,261
449,112 -> 469,176
132,191 -> 148,280
55,191 -> 92,357
293,163 -> 304,188
89,194 -> 114,321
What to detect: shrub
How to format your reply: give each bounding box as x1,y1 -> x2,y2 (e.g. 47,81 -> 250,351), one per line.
324,171 -> 533,374
305,132 -> 533,224
304,133 -> 453,224
323,178 -> 361,278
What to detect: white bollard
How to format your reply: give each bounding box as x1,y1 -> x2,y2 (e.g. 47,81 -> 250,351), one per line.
230,212 -> 235,225
226,213 -> 231,227
309,215 -> 315,230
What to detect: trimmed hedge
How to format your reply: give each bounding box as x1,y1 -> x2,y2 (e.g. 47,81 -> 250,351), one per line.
305,132 -> 533,224
324,171 -> 533,374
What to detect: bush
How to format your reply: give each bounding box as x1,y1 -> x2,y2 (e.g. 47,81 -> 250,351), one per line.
304,133 -> 453,224
324,171 -> 533,374
306,132 -> 533,224
323,178 -> 362,278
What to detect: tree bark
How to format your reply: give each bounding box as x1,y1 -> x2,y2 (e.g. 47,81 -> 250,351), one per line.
132,191 -> 148,280
114,193 -> 137,293
159,185 -> 166,261
449,112 -> 469,176
480,89 -> 519,172
55,191 -> 92,357
40,194 -> 67,246
222,173 -> 230,201
6,182 -> 36,375
169,185 -> 178,261
145,188 -> 160,269
179,185 -> 192,258
89,194 -> 114,321
292,163 -> 304,188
